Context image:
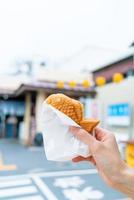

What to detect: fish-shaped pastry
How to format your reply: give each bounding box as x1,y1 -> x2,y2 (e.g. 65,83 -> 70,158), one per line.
46,93 -> 100,133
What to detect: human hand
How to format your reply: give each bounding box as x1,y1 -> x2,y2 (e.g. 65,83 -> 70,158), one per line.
70,126 -> 126,187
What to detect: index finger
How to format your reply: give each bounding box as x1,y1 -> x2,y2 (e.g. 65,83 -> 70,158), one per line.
94,127 -> 112,141
69,126 -> 95,146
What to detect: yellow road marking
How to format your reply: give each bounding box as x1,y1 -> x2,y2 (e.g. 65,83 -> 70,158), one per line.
0,152 -> 17,171
0,165 -> 17,171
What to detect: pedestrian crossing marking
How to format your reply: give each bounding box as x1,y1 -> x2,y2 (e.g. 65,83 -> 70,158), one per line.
6,195 -> 44,200
0,185 -> 38,198
0,170 -> 126,200
32,175 -> 58,200
0,178 -> 32,188
0,175 -> 45,199
0,170 -> 97,200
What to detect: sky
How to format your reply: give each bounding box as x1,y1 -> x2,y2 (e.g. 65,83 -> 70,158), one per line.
0,0 -> 134,73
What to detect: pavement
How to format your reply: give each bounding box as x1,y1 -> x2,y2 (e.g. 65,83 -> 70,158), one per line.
0,139 -> 127,200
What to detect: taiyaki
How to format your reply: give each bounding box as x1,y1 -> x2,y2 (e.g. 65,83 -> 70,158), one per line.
46,93 -> 99,133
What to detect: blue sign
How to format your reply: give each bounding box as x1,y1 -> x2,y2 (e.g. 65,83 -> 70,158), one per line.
108,103 -> 130,117
107,103 -> 131,126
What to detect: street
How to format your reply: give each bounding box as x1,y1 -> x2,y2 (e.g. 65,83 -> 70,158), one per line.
0,139 -> 127,200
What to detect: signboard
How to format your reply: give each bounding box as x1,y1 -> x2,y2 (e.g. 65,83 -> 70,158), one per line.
107,103 -> 131,126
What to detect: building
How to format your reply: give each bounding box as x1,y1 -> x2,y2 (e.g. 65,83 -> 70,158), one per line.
93,53 -> 134,82
92,53 -> 134,141
0,70 -> 96,145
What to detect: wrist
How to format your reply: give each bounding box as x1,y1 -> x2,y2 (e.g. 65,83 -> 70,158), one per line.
111,160 -> 128,189
112,161 -> 134,198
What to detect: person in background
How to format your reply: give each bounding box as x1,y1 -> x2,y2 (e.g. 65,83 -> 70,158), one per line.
70,126 -> 134,200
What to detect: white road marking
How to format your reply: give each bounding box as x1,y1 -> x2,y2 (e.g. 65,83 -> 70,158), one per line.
0,169 -> 97,181
0,178 -> 32,188
28,147 -> 43,151
0,174 -> 28,181
32,175 -> 58,200
37,169 -> 98,178
0,186 -> 38,198
7,195 -> 44,200
28,168 -> 45,174
54,176 -> 85,188
63,187 -> 104,200
0,169 -> 97,199
116,199 -> 130,200
0,169 -> 126,200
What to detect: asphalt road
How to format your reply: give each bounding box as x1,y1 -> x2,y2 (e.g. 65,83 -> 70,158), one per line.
0,139 -> 127,200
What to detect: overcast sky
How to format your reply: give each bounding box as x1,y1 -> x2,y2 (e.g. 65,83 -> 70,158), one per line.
0,0 -> 134,73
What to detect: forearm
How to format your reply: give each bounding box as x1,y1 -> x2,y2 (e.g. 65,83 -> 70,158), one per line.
113,163 -> 134,199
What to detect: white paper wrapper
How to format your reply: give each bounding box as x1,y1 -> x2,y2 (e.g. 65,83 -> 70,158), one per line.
42,102 -> 90,161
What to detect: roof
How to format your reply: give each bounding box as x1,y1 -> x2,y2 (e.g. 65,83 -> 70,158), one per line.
0,69 -> 94,97
14,81 -> 96,97
92,53 -> 133,73
0,80 -> 96,98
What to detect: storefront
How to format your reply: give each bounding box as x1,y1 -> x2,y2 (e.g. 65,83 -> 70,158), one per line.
92,53 -> 134,140
92,53 -> 134,167
0,80 -> 96,146
0,100 -> 25,138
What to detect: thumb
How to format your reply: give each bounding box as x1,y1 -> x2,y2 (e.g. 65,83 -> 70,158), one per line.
69,126 -> 96,146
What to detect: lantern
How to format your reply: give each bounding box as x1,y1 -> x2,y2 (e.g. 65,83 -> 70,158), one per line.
82,80 -> 90,88
95,76 -> 106,86
113,73 -> 124,83
57,80 -> 64,89
69,80 -> 77,88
